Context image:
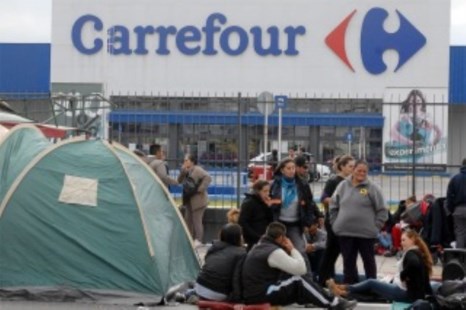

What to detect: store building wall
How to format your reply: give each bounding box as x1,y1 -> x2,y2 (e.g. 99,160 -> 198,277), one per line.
448,105 -> 466,169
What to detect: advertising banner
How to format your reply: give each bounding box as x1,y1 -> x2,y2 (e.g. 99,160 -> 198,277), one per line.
51,0 -> 450,97
382,88 -> 448,171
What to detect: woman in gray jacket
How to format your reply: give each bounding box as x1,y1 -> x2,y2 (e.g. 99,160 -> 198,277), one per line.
178,154 -> 212,246
329,160 -> 388,284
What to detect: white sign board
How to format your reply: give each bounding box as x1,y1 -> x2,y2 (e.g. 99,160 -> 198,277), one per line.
52,0 -> 451,98
382,88 -> 448,171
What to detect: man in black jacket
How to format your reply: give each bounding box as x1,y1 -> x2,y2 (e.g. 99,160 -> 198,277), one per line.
241,222 -> 357,309
446,158 -> 466,248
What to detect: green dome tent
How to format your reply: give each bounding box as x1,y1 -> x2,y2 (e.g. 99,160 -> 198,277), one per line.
0,125 -> 200,304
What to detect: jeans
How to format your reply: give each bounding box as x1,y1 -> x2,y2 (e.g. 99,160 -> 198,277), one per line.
285,224 -> 311,273
348,279 -> 410,302
308,249 -> 324,282
378,232 -> 392,249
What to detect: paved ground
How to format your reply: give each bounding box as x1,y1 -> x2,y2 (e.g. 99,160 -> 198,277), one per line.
0,246 -> 443,309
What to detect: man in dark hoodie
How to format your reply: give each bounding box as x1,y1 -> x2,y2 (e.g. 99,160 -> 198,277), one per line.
446,158 -> 466,248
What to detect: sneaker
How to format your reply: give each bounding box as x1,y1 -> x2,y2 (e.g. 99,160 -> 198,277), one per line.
328,297 -> 357,310
186,294 -> 199,305
174,292 -> 186,303
193,239 -> 203,248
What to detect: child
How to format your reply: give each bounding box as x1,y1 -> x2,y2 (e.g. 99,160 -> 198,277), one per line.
227,208 -> 240,224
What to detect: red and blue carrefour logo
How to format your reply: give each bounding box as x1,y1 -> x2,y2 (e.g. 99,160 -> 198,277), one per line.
325,7 -> 426,74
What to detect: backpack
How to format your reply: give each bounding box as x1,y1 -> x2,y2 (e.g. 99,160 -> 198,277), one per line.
435,279 -> 466,309
401,202 -> 423,225
182,175 -> 200,199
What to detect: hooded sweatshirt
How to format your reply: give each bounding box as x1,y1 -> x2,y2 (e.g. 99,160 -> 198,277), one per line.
329,177 -> 388,239
446,165 -> 466,213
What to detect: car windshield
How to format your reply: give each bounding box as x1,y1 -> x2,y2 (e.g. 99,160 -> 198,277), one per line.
252,152 -> 314,162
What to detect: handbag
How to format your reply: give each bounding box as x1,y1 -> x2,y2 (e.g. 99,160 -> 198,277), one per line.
182,175 -> 200,199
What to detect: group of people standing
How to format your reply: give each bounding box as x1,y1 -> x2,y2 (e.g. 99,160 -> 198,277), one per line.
135,145 -> 452,307
135,144 -> 212,247
190,154 -> 439,308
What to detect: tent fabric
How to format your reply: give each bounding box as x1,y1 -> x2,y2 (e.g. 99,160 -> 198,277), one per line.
0,125 -> 51,213
0,125 -> 200,304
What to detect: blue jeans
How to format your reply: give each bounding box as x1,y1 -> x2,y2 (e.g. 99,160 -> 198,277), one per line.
377,232 -> 392,249
348,279 -> 410,302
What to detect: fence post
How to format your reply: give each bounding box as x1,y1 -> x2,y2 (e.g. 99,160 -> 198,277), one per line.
236,92 -> 242,208
411,101 -> 416,197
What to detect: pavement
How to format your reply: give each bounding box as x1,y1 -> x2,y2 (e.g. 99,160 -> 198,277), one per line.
0,244 -> 443,310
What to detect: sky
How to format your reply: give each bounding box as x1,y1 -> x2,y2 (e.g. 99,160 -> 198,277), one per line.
0,0 -> 465,45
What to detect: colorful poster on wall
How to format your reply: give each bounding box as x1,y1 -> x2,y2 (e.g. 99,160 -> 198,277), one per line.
382,88 -> 448,171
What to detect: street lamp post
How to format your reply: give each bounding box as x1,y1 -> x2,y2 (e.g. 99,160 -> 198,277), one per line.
257,91 -> 274,179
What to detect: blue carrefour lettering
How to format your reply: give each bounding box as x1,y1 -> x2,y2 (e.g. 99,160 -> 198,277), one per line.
250,26 -> 281,56
155,26 -> 177,55
72,14 -> 104,54
134,26 -> 155,55
220,26 -> 248,55
71,13 -> 305,57
202,13 -> 226,55
284,26 -> 306,55
108,26 -> 132,55
176,26 -> 201,55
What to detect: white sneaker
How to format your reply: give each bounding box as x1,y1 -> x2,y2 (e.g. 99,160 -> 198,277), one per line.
193,239 -> 203,248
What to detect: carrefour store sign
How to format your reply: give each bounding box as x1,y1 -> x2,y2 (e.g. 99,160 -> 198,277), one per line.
52,0 -> 450,97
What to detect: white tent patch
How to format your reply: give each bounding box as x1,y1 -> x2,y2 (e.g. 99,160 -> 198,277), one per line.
59,175 -> 98,207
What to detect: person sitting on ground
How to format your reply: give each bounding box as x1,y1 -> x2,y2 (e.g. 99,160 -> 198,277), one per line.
227,208 -> 240,224
305,216 -> 327,282
238,180 -> 273,251
194,223 -> 246,301
390,196 -> 417,256
241,222 -> 357,309
328,229 -> 433,303
374,211 -> 395,257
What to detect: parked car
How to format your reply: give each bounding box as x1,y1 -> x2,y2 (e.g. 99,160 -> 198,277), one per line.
248,152 -> 331,182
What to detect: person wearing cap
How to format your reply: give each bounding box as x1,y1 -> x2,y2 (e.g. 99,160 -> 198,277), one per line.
295,156 -> 323,221
294,155 -> 310,183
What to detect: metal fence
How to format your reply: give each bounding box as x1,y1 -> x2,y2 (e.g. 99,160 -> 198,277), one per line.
2,92 -> 459,210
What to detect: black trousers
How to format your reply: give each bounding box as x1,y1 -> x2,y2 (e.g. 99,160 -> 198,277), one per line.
265,274 -> 338,307
338,236 -> 377,284
318,217 -> 340,285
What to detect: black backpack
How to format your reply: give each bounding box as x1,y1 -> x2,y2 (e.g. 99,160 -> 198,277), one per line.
436,279 -> 466,309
